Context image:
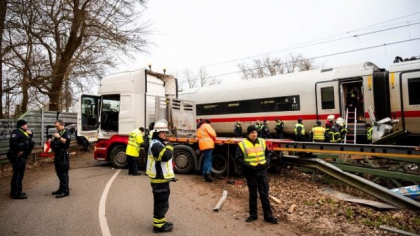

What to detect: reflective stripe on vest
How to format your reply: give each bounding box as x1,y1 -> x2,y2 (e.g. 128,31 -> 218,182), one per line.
126,129 -> 143,157
312,126 -> 325,141
328,130 -> 341,143
294,124 -> 305,135
238,138 -> 267,166
146,140 -> 175,181
367,127 -> 373,140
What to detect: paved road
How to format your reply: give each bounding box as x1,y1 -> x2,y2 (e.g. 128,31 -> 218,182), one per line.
0,154 -> 302,236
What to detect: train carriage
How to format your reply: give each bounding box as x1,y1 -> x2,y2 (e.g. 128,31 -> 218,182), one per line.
180,59 -> 420,144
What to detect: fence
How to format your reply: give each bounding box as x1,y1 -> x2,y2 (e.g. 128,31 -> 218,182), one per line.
0,110 -> 77,157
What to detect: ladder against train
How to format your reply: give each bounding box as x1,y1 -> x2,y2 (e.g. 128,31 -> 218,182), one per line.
345,108 -> 357,144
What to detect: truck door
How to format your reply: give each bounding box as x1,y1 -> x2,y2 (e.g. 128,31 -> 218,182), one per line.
77,94 -> 101,142
315,81 -> 340,121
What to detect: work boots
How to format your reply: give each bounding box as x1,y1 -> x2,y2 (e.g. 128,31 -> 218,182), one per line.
153,222 -> 173,233
51,189 -> 62,195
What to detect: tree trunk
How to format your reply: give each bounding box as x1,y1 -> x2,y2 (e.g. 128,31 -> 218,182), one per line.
0,0 -> 8,118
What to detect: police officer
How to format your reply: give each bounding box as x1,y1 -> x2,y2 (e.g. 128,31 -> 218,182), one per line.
274,118 -> 284,139
126,127 -> 145,176
310,121 -> 326,142
260,119 -> 271,139
235,125 -> 278,224
146,119 -> 175,233
7,119 -> 34,199
366,123 -> 373,144
50,119 -> 71,198
233,120 -> 242,137
294,118 -> 306,141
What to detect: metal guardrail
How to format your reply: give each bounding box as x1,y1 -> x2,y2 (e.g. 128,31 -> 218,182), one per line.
281,155 -> 420,210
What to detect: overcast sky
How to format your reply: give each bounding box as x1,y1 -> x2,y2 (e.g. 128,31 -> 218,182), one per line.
117,0 -> 420,87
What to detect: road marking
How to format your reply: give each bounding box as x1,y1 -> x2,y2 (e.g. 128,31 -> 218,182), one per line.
99,169 -> 121,236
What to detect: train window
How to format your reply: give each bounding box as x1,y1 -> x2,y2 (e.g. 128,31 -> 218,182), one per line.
321,87 -> 335,109
408,78 -> 420,105
260,99 -> 276,112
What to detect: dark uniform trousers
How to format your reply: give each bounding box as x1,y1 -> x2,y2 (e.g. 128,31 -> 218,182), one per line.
244,167 -> 273,220
54,150 -> 70,194
127,155 -> 138,174
7,152 -> 27,196
151,182 -> 170,221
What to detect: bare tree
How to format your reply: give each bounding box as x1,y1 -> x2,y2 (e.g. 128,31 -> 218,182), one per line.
179,67 -> 220,90
2,0 -> 150,113
0,0 -> 8,117
238,54 -> 316,79
198,67 -> 220,87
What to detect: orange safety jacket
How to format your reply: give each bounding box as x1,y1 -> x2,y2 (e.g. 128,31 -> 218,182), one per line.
196,123 -> 217,151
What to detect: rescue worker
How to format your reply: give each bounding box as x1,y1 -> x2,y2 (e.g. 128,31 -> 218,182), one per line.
126,127 -> 145,176
310,121 -> 326,142
324,123 -> 332,142
233,120 -> 242,137
366,123 -> 373,144
274,118 -> 284,139
7,119 -> 34,199
294,118 -> 306,141
197,119 -> 217,182
336,117 -> 347,142
235,125 -> 278,224
328,122 -> 342,143
325,115 -> 335,128
255,120 -> 262,137
347,87 -> 358,108
260,119 -> 271,139
146,119 -> 175,233
50,119 -> 71,198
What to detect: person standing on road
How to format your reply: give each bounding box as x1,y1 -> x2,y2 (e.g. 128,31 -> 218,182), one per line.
274,118 -> 284,139
126,127 -> 145,176
235,125 -> 278,224
196,119 -> 217,182
146,119 -> 175,233
7,119 -> 35,199
50,119 -> 71,198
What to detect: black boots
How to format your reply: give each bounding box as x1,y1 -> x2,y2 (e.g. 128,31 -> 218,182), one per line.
153,222 -> 173,233
51,189 -> 62,195
56,192 -> 69,198
10,193 -> 27,199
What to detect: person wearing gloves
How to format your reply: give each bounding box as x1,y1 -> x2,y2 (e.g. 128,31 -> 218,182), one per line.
146,119 -> 176,233
235,125 -> 278,224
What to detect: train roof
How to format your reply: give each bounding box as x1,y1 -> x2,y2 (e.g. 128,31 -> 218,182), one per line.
388,58 -> 420,73
180,62 -> 379,103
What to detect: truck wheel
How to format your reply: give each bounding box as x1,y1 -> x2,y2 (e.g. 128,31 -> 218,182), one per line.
212,153 -> 228,175
110,145 -> 128,169
173,149 -> 194,174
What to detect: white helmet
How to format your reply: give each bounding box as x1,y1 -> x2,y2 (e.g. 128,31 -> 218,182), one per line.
327,115 -> 335,121
336,117 -> 344,126
154,119 -> 169,132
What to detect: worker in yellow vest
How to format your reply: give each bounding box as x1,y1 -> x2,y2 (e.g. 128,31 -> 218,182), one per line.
366,123 -> 373,144
294,118 -> 306,141
310,121 -> 326,142
235,125 -> 278,224
125,127 -> 144,176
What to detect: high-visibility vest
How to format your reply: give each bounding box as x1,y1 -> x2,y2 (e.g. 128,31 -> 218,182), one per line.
196,123 -> 216,151
238,138 -> 267,166
125,128 -> 144,157
294,123 -> 305,135
146,139 -> 175,183
367,127 -> 373,141
312,126 -> 326,141
276,121 -> 283,129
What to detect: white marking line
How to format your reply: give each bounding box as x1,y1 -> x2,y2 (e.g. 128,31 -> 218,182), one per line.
99,169 -> 121,236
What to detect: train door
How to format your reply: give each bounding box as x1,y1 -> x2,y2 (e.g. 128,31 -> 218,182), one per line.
372,72 -> 391,121
399,70 -> 420,132
315,81 -> 340,122
339,80 -> 364,122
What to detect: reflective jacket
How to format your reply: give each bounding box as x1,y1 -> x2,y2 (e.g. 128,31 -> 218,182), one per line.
328,126 -> 341,143
275,121 -> 284,132
146,139 -> 175,183
294,123 -> 305,135
311,126 -> 326,142
238,138 -> 267,166
367,127 -> 373,141
197,123 -> 216,151
125,128 -> 144,157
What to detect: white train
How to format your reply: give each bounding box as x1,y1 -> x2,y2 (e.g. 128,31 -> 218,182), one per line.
180,58 -> 420,145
